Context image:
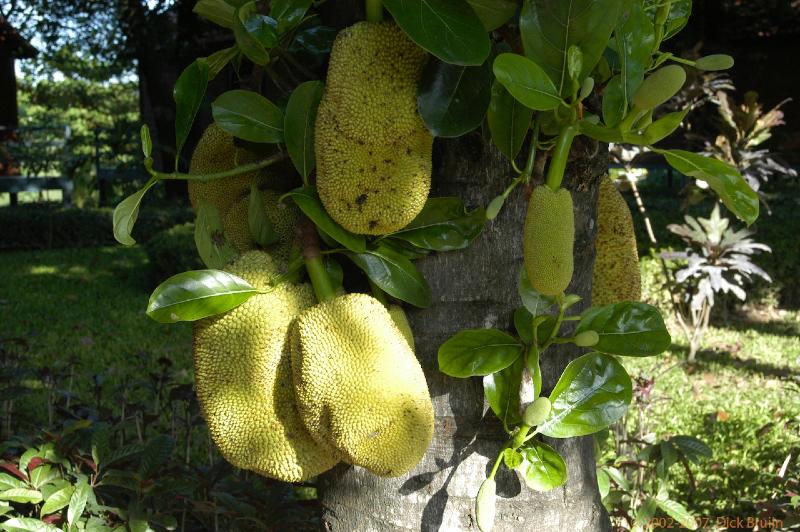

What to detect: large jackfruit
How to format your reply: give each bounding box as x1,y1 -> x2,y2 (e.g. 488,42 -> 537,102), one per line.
523,186 -> 575,296
291,293 -> 434,476
193,251 -> 340,482
223,189 -> 300,262
315,22 -> 433,235
388,304 -> 415,351
592,178 -> 641,306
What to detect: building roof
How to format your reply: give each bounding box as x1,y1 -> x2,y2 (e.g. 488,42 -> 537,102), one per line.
0,15 -> 37,59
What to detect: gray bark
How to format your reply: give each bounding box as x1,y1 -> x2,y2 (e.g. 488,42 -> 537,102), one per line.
318,131 -> 610,531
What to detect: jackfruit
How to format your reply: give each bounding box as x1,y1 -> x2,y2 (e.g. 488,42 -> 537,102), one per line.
291,293 -> 434,476
388,304 -> 415,351
223,189 -> 299,262
523,186 -> 575,296
592,178 -> 641,306
193,251 -> 340,482
315,22 -> 433,235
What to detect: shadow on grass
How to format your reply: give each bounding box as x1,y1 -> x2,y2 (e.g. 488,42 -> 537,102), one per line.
670,343 -> 799,381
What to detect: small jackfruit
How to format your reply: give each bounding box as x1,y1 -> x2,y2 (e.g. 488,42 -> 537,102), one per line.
315,22 -> 433,235
388,304 -> 415,351
193,251 -> 340,482
592,178 -> 641,306
223,189 -> 299,262
523,186 -> 575,296
291,293 -> 434,476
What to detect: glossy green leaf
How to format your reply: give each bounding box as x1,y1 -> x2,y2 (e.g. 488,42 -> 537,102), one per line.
0,474 -> 23,491
140,124 -> 152,158
113,178 -> 157,246
0,488 -> 43,504
520,0 -> 624,95
642,109 -> 688,145
439,329 -> 523,377
658,149 -> 759,225
146,270 -> 259,323
602,75 -> 626,127
284,80 -> 323,179
67,481 -> 90,526
324,256 -> 344,293
347,246 -> 432,308
518,268 -> 556,315
389,197 -> 485,251
195,199 -> 237,269
173,59 -> 210,168
270,0 -> 313,32
503,448 -> 523,469
139,434 -> 174,478
579,119 -> 624,143
694,54 -> 734,71
517,440 -> 567,491
212,89 -> 284,143
576,302 -> 671,356
596,468 -> 610,499
40,485 -> 74,516
669,435 -> 712,463
286,187 -> 366,252
513,307 -> 533,343
614,3 -> 655,103
233,2 -> 274,65
635,497 -> 658,528
483,355 -> 524,425
0,517 -> 58,531
488,80 -> 533,161
646,0 -> 691,41
417,57 -> 493,137
493,53 -> 562,111
248,185 -> 279,247
205,46 -> 238,77
539,352 -> 632,438
382,0 -> 490,66
655,499 -> 698,530
466,0 -> 518,30
193,0 -> 235,28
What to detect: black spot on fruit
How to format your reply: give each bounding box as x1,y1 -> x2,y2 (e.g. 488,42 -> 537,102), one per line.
356,194 -> 368,206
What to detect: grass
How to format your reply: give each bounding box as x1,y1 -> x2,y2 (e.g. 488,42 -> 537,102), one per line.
0,245 -> 193,435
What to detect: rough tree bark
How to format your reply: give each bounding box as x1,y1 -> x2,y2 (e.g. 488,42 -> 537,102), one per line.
318,129 -> 610,531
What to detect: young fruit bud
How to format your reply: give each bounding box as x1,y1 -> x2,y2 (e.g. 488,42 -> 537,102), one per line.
523,396 -> 552,427
632,65 -> 686,110
476,478 -> 497,532
573,330 -> 600,347
695,54 -> 734,71
523,186 -> 575,296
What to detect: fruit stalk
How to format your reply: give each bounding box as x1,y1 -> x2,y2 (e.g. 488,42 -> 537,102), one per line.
545,125 -> 578,191
298,217 -> 336,303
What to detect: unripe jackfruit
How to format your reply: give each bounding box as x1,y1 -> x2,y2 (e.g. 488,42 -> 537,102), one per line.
592,178 -> 641,306
291,293 -> 434,476
315,22 -> 433,235
193,251 -> 340,482
223,189 -> 299,262
523,186 -> 575,296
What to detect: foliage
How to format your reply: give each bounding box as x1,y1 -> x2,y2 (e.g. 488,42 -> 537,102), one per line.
143,223 -> 204,282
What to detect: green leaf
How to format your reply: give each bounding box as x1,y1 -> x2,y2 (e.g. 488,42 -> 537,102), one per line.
140,124 -> 152,159
233,2 -> 274,65
28,465 -> 54,489
465,0 -> 519,30
40,485 -> 74,516
347,246 -> 432,308
647,0 -> 691,41
417,57 -> 493,137
112,178 -> 156,246
0,488 -> 43,504
248,185 -> 279,247
382,0 -> 491,66
657,149 -> 759,225
694,54 -> 734,71
517,440 -> 567,491
173,59 -> 210,168
212,89 -> 284,143
0,475 -> 23,492
520,0 -> 624,96
577,302 -> 670,357
642,109 -> 688,145
539,352 -> 632,438
596,468 -> 610,499
614,3 -> 655,104
193,0 -> 235,28
513,307 -> 533,343
18,448 -> 37,476
0,504 -> 10,517
502,448 -> 523,469
579,118 -> 624,143
0,517 -> 58,532
438,329 -> 523,377
488,81 -> 533,161
602,75 -> 626,127
146,269 -> 259,323
389,197 -> 485,251
284,80 -> 323,179
194,199 -> 238,269
68,481 -> 90,527
635,497 -> 658,528
138,435 -> 174,479
493,53 -> 562,111
654,499 -> 698,530
270,0 -> 313,32
483,355 -> 523,425
286,187 -> 366,252
669,435 -> 712,463
518,268 -> 556,316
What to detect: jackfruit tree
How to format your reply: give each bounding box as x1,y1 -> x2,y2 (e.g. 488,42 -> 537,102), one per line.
112,0 -> 760,530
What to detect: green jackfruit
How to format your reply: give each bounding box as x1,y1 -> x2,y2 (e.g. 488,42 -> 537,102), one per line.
291,293 -> 434,476
223,189 -> 299,262
388,304 -> 415,351
315,22 -> 432,235
592,178 -> 641,306
193,251 -> 340,482
523,186 -> 575,296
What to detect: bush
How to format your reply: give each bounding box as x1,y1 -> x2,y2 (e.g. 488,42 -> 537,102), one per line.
0,204 -> 193,251
144,222 -> 204,281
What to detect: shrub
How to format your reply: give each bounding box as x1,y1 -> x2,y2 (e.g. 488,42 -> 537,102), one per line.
144,222 -> 203,281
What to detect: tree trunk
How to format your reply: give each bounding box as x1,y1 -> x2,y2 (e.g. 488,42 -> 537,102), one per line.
318,131 -> 610,531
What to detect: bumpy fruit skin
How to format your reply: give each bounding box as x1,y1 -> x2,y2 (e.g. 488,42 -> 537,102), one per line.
291,293 -> 434,476
388,304 -> 415,351
523,186 -> 575,296
315,22 -> 432,235
223,189 -> 299,262
193,251 -> 340,482
592,179 -> 641,306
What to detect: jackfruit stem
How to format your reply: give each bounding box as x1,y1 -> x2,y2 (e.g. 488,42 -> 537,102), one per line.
156,152 -> 287,182
521,120 -> 540,184
365,0 -> 383,22
544,125 -> 578,191
298,217 -> 336,303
